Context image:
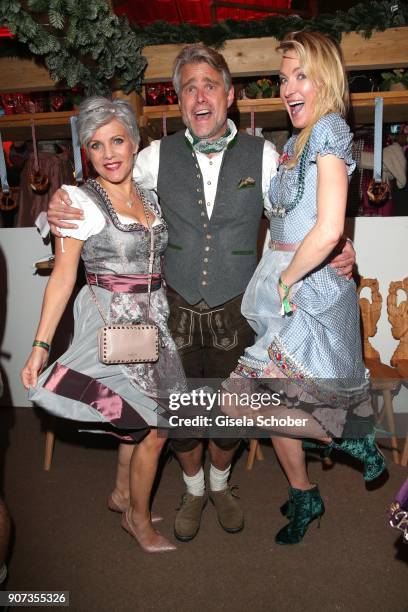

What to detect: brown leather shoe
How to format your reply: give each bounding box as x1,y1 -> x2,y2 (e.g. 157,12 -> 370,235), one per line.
209,486 -> 244,533
174,493 -> 207,542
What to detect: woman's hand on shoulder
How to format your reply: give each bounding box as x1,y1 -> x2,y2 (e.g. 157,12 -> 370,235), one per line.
21,347 -> 49,389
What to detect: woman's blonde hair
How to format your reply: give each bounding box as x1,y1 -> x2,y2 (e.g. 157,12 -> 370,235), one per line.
277,31 -> 349,166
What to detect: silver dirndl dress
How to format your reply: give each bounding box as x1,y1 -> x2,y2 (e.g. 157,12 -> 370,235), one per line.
29,179 -> 186,441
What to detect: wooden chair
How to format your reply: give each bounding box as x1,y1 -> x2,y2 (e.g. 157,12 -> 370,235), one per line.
387,277 -> 408,466
44,428 -> 55,471
246,439 -> 264,470
358,278 -> 402,465
42,412 -> 56,471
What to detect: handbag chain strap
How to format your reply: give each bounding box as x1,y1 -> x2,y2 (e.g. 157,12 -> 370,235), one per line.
86,183 -> 156,325
142,191 -> 155,319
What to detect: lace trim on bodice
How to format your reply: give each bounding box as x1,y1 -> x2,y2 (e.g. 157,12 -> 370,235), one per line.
86,179 -> 166,235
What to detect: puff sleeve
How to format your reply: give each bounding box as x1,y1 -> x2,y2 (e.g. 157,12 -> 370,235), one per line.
309,113 -> 356,176
58,185 -> 105,241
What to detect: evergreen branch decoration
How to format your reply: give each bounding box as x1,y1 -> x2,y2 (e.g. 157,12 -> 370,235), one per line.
0,0 -> 147,95
132,0 -> 408,47
0,0 -> 407,94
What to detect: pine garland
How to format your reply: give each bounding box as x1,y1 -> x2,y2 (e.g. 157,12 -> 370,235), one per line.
0,0 -> 146,95
132,1 -> 408,47
0,0 -> 407,94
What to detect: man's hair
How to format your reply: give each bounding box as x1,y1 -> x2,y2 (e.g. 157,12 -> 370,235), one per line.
277,31 -> 349,164
172,44 -> 232,95
76,96 -> 140,148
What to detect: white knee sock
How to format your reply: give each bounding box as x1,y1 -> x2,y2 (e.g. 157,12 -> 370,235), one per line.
183,467 -> 205,497
209,464 -> 230,492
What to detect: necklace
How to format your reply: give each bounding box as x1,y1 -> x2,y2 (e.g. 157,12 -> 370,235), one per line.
93,179 -> 155,228
271,140 -> 310,218
98,179 -> 136,208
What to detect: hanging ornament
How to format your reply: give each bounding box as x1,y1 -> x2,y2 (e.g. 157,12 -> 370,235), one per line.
30,120 -> 50,194
0,190 -> 17,212
367,97 -> 390,207
367,179 -> 390,205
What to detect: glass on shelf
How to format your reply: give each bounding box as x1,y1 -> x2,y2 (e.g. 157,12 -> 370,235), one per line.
0,89 -> 81,115
145,83 -> 178,106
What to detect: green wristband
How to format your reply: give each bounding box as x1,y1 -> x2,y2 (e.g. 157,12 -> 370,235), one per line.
33,340 -> 50,351
278,276 -> 290,293
278,276 -> 293,315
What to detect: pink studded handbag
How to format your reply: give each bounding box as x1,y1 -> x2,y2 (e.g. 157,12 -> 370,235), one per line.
88,198 -> 160,365
97,323 -> 159,364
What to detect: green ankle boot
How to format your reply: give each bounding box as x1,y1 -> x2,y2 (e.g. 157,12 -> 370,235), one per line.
302,438 -> 331,456
280,499 -> 294,519
331,432 -> 386,482
275,486 -> 325,545
280,441 -> 331,519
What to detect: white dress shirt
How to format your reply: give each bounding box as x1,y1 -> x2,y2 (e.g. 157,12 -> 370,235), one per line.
134,120 -> 279,219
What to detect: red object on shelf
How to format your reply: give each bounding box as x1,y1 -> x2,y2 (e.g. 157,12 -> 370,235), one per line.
145,82 -> 178,105
113,0 -> 292,27
0,27 -> 13,38
49,92 -> 65,112
1,93 -> 29,114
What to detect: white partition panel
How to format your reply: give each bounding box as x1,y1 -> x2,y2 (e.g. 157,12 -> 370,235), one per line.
0,228 -> 52,407
1,217 -> 407,409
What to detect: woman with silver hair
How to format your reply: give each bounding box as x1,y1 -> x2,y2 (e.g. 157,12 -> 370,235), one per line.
21,96 -> 185,553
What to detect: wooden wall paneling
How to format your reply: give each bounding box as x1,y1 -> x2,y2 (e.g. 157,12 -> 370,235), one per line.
1,27 -> 408,92
142,27 -> 408,82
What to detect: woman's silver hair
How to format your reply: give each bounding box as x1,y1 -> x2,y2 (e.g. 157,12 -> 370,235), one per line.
172,44 -> 232,95
76,96 -> 140,148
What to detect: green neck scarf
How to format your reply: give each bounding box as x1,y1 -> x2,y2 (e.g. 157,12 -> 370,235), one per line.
189,126 -> 232,154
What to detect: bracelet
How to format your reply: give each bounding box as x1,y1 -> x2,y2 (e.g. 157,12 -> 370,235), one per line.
278,276 -> 293,315
278,276 -> 290,293
32,340 -> 50,351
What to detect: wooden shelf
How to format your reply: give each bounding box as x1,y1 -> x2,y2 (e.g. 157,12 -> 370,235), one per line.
0,111 -> 76,140
350,90 -> 408,125
143,91 -> 408,133
1,93 -> 407,142
0,27 -> 407,141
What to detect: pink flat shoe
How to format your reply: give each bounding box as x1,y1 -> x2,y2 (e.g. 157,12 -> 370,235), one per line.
121,510 -> 177,553
107,493 -> 163,523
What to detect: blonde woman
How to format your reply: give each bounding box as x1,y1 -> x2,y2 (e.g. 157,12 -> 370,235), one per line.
227,31 -> 385,544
